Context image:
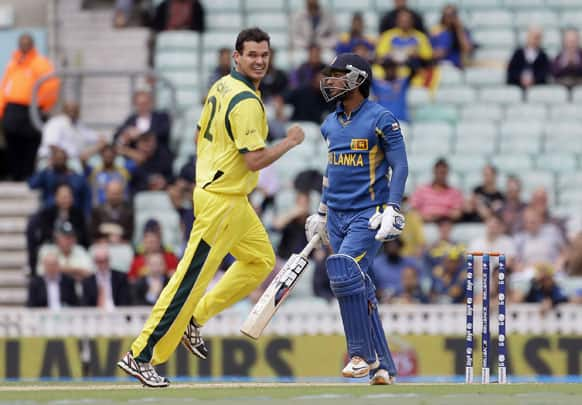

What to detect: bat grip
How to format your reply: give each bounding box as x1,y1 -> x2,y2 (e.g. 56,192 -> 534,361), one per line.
300,234 -> 320,258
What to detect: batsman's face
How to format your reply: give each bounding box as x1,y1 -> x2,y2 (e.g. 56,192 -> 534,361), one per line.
324,71 -> 349,97
234,41 -> 270,83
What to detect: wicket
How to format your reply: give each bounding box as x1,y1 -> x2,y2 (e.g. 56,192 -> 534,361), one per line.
465,252 -> 507,384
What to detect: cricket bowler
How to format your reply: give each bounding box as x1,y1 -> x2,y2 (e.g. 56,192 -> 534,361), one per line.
118,27 -> 305,387
306,53 -> 409,385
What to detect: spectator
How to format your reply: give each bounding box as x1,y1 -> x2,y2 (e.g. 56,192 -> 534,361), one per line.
462,164 -> 505,222
207,48 -> 232,92
529,187 -> 564,232
468,214 -> 517,271
273,191 -> 310,260
133,252 -> 170,305
424,216 -> 464,270
430,246 -> 465,303
552,28 -> 582,88
289,44 -> 326,89
82,243 -> 131,308
399,196 -> 426,257
84,144 -> 132,206
285,72 -> 332,123
0,33 -> 59,180
28,147 -> 92,215
27,252 -> 79,308
371,56 -> 414,123
376,9 -> 433,86
290,0 -> 336,51
500,175 -> 526,235
91,180 -> 134,243
114,90 -> 171,150
391,266 -> 429,304
521,263 -> 569,313
168,158 -> 196,247
430,4 -> 474,69
335,12 -> 375,56
121,132 -> 174,193
151,0 -> 205,32
37,101 -> 103,168
410,158 -> 464,222
266,96 -> 289,141
293,169 -> 323,195
259,49 -> 289,102
371,238 -> 423,302
379,0 -> 425,35
128,222 -> 179,281
38,183 -> 90,247
514,207 -> 566,270
507,26 -> 551,88
36,221 -> 93,280
252,163 -> 279,218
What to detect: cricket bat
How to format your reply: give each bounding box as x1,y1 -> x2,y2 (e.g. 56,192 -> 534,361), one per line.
240,234 -> 321,339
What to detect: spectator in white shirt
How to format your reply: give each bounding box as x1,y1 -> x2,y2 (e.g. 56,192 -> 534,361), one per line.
468,214 -> 517,270
37,101 -> 103,169
36,221 -> 93,280
514,207 -> 566,271
290,0 -> 336,51
27,252 -> 79,308
82,243 -> 131,309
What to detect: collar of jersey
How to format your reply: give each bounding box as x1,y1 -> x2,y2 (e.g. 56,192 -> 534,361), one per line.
335,98 -> 368,121
230,69 -> 256,91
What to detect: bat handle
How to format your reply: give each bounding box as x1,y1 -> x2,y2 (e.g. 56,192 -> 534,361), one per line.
300,234 -> 320,257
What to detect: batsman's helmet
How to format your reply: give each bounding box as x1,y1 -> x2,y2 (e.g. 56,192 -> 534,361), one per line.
320,53 -> 372,102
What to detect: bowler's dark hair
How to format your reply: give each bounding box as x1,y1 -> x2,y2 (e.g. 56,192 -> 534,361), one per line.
235,27 -> 270,53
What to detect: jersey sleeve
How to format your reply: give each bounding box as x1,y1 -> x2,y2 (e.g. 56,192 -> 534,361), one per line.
376,111 -> 409,208
228,96 -> 266,153
320,121 -> 329,212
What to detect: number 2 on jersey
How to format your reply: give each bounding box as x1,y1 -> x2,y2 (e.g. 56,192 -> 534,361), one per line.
203,96 -> 217,141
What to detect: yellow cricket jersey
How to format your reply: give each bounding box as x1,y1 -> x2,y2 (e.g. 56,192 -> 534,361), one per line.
196,69 -> 268,195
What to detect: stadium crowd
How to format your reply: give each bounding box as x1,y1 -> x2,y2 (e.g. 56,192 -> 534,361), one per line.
1,0 -> 582,310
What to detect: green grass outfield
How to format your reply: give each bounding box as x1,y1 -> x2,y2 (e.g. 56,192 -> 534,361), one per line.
1,382 -> 582,404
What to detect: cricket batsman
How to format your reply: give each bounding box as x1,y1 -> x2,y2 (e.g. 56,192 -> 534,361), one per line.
306,53 -> 408,385
117,27 -> 305,387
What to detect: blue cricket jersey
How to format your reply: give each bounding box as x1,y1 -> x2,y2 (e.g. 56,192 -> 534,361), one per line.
320,99 -> 408,211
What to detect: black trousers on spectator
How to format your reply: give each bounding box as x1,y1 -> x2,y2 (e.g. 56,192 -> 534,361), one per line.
2,103 -> 41,181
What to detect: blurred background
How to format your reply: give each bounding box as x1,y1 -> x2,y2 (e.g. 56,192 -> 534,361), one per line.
0,0 -> 581,382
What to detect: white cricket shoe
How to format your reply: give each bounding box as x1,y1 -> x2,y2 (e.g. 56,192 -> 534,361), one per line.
181,318 -> 209,360
341,356 -> 380,378
117,352 -> 169,388
370,369 -> 395,385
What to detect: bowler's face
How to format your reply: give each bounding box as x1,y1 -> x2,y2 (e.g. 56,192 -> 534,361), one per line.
234,41 -> 270,83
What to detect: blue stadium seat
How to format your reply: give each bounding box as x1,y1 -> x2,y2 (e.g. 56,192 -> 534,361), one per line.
571,87 -> 582,103
545,133 -> 582,154
537,154 -> 578,173
503,0 -> 545,9
461,0 -> 501,9
500,121 -> 543,138
411,122 -> 453,139
549,104 -> 582,121
156,52 -> 198,70
472,29 -> 516,48
246,12 -> 289,31
514,10 -> 559,29
333,0 -> 375,11
460,104 -> 503,121
407,87 -> 432,107
439,65 -> 464,86
455,137 -> 497,154
448,155 -> 488,172
204,0 -> 241,11
505,103 -> 547,121
452,223 -> 486,245
413,104 -> 458,123
469,10 -> 513,28
499,134 -> 542,154
156,31 -> 200,50
408,153 -> 443,175
456,121 -> 498,140
464,67 -> 505,86
491,154 -> 534,172
559,10 -> 582,27
479,86 -> 522,104
245,0 -> 285,11
473,48 -> 513,63
203,32 -> 237,50
526,86 -> 569,104
435,86 -> 477,105
205,12 -> 243,31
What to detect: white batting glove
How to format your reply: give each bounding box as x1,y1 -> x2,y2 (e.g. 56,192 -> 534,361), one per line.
368,205 -> 405,241
305,213 -> 329,245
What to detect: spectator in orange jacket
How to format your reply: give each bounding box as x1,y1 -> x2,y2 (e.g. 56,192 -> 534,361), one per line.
0,33 -> 59,181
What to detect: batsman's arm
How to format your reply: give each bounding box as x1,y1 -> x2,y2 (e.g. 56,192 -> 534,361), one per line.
378,112 -> 408,208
